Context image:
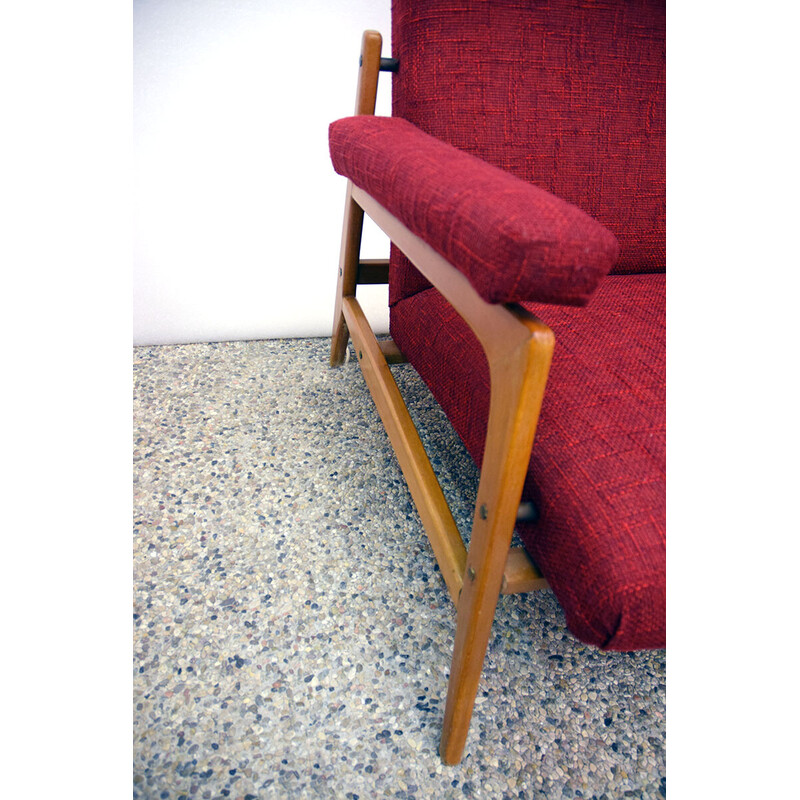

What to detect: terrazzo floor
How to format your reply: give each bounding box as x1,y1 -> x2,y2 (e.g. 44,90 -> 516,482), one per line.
133,337 -> 666,800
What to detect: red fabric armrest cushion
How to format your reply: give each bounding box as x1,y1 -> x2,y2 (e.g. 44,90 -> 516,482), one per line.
329,115 -> 619,306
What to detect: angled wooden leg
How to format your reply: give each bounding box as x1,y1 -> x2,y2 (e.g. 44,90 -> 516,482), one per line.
331,183 -> 364,366
342,294 -> 468,603
330,31 -> 384,367
439,312 -> 554,765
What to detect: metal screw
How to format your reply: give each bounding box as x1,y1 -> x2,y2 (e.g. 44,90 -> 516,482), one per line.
479,504 -> 488,520
467,566 -> 476,581
358,351 -> 362,360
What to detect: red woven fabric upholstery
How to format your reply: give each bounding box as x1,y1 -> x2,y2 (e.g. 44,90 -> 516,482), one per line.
390,274 -> 666,650
389,0 -> 666,306
329,115 -> 619,306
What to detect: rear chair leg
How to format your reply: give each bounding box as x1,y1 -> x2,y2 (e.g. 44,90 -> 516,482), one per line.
331,30 -> 384,368
331,183 -> 364,366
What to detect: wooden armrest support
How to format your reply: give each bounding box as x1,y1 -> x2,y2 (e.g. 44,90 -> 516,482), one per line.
349,185 -> 555,765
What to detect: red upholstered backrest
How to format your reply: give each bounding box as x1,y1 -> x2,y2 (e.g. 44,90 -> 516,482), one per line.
389,0 -> 665,306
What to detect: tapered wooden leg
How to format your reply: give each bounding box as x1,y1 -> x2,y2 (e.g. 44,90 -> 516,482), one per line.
439,320 -> 555,765
331,31 -> 384,367
439,518 -> 514,765
331,183 -> 364,366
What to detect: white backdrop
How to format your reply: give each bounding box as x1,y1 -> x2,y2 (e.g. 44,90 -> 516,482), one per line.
134,0 -> 392,345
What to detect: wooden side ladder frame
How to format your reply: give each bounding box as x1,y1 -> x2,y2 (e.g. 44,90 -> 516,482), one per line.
330,31 -> 555,766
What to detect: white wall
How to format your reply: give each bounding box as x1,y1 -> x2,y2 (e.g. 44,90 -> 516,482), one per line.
134,0 -> 392,345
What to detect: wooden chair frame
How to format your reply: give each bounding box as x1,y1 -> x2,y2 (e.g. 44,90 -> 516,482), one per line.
330,31 -> 555,765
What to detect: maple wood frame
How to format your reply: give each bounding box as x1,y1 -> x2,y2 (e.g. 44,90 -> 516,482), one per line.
330,31 -> 554,765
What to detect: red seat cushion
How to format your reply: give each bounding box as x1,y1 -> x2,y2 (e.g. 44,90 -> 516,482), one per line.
390,274 -> 665,650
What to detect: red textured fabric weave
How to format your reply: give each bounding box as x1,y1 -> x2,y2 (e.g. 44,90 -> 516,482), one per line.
390,274 -> 665,650
329,115 -> 619,306
389,0 -> 665,306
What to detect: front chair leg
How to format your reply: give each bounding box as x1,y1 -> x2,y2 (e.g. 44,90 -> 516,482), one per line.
439,313 -> 555,765
439,514 -> 512,764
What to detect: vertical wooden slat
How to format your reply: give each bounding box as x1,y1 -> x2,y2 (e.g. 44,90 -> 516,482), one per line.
354,30 -> 383,116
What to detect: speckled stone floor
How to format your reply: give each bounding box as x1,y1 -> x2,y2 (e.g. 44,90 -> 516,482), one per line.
133,337 -> 666,800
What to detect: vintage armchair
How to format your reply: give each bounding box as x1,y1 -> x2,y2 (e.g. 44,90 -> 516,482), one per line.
328,0 -> 665,765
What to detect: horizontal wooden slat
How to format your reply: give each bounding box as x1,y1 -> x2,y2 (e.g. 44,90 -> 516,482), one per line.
356,258 -> 390,284
378,338 -> 407,364
501,547 -> 549,594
